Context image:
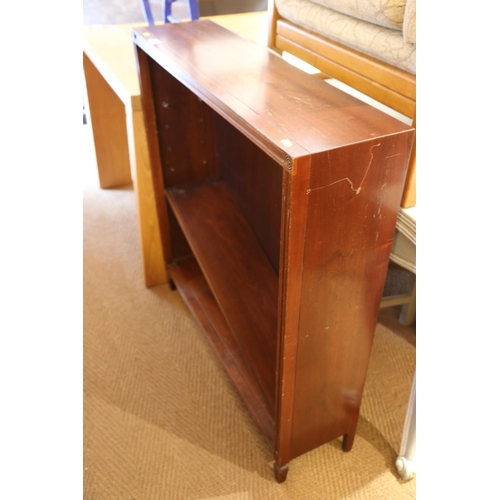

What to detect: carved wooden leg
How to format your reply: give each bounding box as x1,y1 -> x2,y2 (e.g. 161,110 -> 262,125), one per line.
342,432 -> 355,452
273,462 -> 289,483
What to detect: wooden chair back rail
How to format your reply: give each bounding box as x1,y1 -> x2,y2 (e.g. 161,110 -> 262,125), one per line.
275,22 -> 416,99
139,0 -> 200,24
268,4 -> 416,207
276,34 -> 415,118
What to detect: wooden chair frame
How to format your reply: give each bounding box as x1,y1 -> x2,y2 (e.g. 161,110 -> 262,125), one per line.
267,0 -> 416,207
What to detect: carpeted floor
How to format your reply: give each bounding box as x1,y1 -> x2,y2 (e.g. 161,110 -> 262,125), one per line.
83,119 -> 416,498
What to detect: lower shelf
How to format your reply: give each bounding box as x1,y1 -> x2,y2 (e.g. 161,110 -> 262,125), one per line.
168,255 -> 276,448
166,180 -> 279,409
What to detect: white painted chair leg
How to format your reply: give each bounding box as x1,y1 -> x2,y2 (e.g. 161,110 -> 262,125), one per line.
395,372 -> 416,480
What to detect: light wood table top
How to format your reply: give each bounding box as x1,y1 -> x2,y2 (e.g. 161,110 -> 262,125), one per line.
83,23 -> 147,109
82,12 -> 268,110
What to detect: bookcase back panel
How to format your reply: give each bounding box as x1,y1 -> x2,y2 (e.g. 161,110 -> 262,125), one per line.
214,114 -> 283,275
148,57 -> 218,188
167,207 -> 193,262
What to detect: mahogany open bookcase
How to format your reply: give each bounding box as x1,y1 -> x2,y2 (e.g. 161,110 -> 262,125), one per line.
132,20 -> 414,482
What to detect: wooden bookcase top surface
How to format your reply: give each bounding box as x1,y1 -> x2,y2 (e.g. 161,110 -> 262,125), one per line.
132,20 -> 412,165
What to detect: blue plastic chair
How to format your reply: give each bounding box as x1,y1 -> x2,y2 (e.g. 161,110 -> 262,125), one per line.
140,0 -> 200,24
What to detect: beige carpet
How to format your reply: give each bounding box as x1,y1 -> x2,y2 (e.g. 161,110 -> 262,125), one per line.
83,125 -> 416,499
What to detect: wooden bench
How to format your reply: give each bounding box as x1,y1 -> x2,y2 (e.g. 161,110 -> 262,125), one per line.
83,23 -> 167,287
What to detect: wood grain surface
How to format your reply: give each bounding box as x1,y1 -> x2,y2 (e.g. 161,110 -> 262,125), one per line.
132,20 -> 410,165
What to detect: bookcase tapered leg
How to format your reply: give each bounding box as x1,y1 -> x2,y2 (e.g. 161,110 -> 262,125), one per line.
168,276 -> 177,291
342,433 -> 355,452
273,462 -> 289,483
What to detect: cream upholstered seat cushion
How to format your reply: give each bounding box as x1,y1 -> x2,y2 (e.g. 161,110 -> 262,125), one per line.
275,0 -> 416,74
308,0 -> 406,30
403,0 -> 416,44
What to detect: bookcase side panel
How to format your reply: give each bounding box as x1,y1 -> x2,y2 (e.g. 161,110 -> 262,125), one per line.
289,132 -> 414,460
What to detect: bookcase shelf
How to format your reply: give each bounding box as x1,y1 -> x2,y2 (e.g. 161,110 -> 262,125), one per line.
167,255 -> 276,446
165,180 -> 278,413
133,19 -> 414,483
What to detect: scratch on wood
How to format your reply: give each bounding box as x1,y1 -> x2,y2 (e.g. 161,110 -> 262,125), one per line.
311,126 -> 328,139
288,94 -> 311,106
307,143 -> 381,194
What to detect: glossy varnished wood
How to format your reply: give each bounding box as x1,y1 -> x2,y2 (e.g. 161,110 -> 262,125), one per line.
289,135 -> 413,460
132,21 -> 409,165
147,57 -> 219,187
215,115 -> 283,274
274,156 -> 311,471
133,20 -> 414,482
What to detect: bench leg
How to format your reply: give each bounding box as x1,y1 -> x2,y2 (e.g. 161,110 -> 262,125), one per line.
83,53 -> 132,189
126,109 -> 168,288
